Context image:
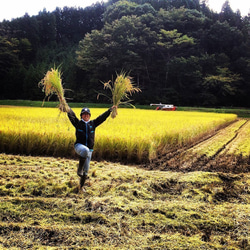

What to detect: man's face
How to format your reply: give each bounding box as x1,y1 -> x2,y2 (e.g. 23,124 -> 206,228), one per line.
81,112 -> 90,122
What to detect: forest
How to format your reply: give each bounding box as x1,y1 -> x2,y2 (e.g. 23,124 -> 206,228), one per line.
0,0 -> 250,107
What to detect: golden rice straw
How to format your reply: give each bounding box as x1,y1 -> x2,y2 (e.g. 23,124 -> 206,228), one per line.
103,72 -> 141,118
39,67 -> 70,112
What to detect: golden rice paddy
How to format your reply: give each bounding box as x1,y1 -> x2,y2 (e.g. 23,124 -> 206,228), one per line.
0,106 -> 239,162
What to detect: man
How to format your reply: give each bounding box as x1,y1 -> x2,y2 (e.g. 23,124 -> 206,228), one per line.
67,106 -> 115,192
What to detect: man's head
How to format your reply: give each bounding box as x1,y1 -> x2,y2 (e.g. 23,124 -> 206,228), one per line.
80,107 -> 91,121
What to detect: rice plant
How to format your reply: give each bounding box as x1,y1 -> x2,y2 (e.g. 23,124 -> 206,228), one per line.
102,72 -> 141,118
0,106 -> 239,162
39,66 -> 70,112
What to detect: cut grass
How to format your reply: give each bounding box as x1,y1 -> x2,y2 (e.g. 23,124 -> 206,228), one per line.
0,153 -> 249,249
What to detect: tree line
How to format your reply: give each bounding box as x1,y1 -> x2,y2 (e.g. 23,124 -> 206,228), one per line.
0,0 -> 250,107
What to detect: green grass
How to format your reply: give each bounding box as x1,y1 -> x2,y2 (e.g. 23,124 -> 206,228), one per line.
0,100 -> 249,117
0,153 -> 249,249
178,106 -> 250,118
0,99 -> 110,108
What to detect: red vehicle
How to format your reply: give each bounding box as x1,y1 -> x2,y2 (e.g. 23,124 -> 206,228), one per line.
150,103 -> 177,111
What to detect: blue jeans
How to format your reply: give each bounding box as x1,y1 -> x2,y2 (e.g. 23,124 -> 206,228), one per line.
74,143 -> 93,176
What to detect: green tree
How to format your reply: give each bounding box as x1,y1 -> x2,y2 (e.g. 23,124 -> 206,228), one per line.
77,14 -> 157,80
103,0 -> 138,23
219,0 -> 242,27
204,21 -> 243,55
157,7 -> 207,35
0,36 -> 33,99
37,10 -> 57,45
9,14 -> 40,51
168,56 -> 203,105
0,36 -> 20,78
202,67 -> 241,105
156,29 -> 195,87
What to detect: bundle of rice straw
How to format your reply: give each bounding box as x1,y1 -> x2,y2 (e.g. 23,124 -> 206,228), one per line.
103,72 -> 141,118
39,67 -> 70,112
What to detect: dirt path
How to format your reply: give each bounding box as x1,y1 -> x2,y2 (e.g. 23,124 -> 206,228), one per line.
142,119 -> 250,173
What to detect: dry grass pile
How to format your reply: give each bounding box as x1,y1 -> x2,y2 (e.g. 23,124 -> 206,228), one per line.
0,153 -> 249,249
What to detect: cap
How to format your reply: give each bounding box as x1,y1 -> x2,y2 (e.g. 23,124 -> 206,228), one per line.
80,107 -> 91,116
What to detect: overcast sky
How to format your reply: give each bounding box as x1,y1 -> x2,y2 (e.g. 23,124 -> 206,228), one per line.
0,0 -> 249,22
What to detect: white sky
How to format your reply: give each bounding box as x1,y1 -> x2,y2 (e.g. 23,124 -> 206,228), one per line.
207,0 -> 250,16
0,0 -> 108,22
0,0 -> 249,22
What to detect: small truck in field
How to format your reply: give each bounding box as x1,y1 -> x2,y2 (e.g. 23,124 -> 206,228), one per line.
150,103 -> 177,111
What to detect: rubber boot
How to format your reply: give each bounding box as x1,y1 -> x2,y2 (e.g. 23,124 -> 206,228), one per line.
77,157 -> 86,177
80,174 -> 87,188
80,174 -> 87,192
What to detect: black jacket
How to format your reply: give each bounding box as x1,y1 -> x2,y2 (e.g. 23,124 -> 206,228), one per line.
67,108 -> 111,149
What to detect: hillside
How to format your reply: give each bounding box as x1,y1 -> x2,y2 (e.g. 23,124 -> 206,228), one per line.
1,0 -> 250,107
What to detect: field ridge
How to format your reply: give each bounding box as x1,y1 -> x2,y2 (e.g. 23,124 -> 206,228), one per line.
213,119 -> 248,156
143,119 -> 250,173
